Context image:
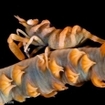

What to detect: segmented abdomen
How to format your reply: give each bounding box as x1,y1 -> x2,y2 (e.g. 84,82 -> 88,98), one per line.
48,26 -> 89,49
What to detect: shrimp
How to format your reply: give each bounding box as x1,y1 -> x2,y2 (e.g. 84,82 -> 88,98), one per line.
7,15 -> 105,60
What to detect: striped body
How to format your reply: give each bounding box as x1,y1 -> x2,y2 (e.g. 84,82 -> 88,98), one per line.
25,20 -> 93,49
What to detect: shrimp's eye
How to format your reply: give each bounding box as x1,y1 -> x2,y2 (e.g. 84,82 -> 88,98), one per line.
27,19 -> 39,26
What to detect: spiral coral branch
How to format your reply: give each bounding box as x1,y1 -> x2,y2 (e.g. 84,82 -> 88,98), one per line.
0,44 -> 105,105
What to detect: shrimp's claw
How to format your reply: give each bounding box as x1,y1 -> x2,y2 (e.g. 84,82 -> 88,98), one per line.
7,33 -> 29,60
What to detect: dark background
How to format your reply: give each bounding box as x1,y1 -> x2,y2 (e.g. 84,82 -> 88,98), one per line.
1,1 -> 105,105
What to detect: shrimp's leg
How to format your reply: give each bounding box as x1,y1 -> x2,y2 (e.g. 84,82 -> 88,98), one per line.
30,46 -> 44,57
24,36 -> 45,57
89,34 -> 105,44
16,29 -> 29,38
